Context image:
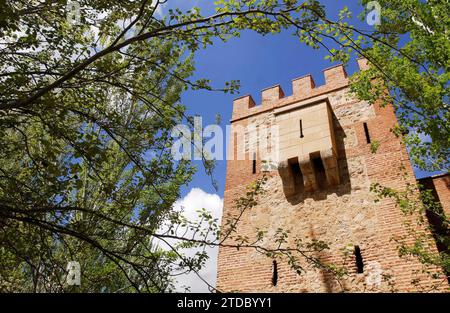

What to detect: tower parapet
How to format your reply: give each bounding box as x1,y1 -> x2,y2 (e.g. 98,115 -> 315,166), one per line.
231,62 -> 360,122
230,62 -> 360,193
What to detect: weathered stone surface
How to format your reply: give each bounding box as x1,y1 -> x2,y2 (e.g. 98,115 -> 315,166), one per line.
218,62 -> 448,293
277,160 -> 296,197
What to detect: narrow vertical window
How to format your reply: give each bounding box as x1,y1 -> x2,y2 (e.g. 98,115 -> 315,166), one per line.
354,246 -> 364,273
271,260 -> 278,286
252,152 -> 256,174
363,122 -> 371,144
299,119 -> 304,138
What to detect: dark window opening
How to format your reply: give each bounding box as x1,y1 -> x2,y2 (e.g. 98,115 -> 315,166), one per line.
271,260 -> 278,286
289,158 -> 303,186
312,157 -> 327,188
299,119 -> 304,138
363,122 -> 371,144
354,246 -> 364,273
312,157 -> 325,172
252,152 -> 256,174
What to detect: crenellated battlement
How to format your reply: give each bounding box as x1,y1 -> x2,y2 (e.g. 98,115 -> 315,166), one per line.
230,59 -> 370,193
231,59 -> 367,121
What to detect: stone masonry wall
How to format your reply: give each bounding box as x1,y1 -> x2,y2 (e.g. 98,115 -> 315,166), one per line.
216,60 -> 449,292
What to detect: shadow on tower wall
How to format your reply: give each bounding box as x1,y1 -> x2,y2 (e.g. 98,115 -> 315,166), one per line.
308,223 -> 336,292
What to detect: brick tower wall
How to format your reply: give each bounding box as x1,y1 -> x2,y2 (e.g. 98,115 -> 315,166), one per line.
216,60 -> 448,292
418,174 -> 450,217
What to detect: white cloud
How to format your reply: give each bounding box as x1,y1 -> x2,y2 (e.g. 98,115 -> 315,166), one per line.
161,188 -> 223,292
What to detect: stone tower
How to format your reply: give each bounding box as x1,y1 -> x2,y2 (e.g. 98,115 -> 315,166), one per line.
216,59 -> 449,292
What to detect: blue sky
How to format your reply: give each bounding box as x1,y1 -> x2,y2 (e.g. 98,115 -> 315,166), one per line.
169,0 -> 438,199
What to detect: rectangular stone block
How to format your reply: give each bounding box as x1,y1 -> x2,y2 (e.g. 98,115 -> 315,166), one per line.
262,85 -> 285,105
